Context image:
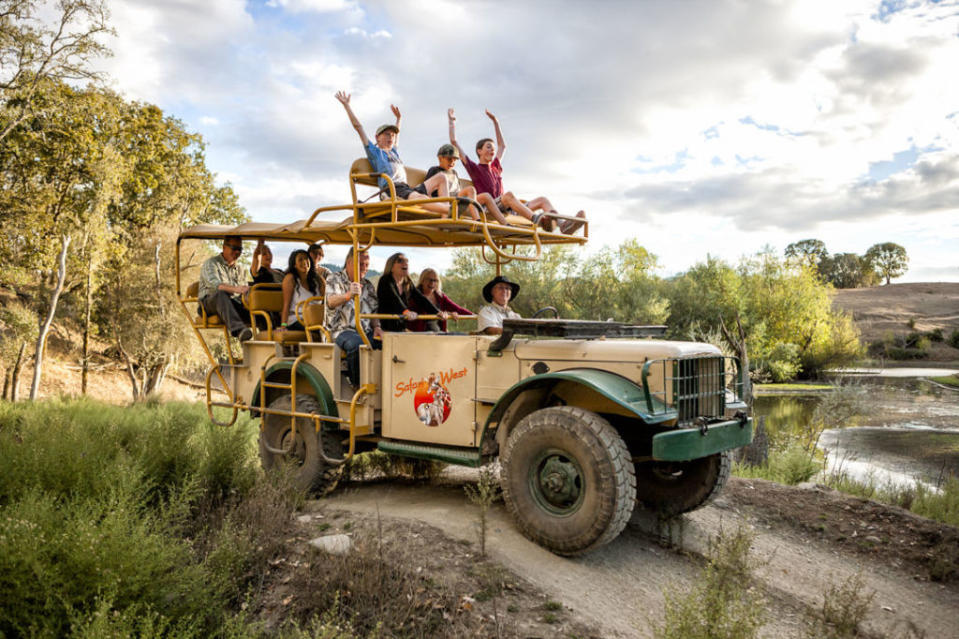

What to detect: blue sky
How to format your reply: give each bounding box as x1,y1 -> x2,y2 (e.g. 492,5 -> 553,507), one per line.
96,0 -> 959,281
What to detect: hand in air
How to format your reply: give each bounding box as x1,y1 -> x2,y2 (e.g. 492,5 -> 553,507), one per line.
485,109 -> 497,121
391,104 -> 401,119
448,108 -> 455,122
335,91 -> 350,105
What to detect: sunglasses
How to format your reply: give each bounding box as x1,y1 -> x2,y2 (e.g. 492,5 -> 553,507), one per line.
226,244 -> 243,252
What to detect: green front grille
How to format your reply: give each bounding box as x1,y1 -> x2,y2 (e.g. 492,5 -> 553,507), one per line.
641,355 -> 738,422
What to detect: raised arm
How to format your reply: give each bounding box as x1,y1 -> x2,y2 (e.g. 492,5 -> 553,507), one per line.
448,108 -> 467,159
335,91 -> 369,145
486,109 -> 505,160
391,104 -> 402,141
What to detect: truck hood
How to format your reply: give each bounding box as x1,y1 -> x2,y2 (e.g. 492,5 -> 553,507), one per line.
509,339 -> 722,363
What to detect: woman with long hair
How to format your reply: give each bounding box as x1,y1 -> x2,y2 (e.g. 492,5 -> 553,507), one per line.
279,249 -> 323,331
376,252 -> 432,332
409,268 -> 471,332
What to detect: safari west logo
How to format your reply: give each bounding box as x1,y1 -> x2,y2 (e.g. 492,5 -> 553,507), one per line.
394,367 -> 467,427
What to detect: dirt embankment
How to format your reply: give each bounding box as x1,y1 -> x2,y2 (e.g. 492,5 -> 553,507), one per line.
832,282 -> 959,363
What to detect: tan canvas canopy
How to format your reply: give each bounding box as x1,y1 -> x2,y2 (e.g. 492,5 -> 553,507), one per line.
178,208 -> 587,250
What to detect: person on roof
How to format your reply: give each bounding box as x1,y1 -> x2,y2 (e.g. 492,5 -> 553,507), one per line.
198,236 -> 253,342
325,246 -> 382,387
250,239 -> 283,284
448,108 -> 586,235
476,275 -> 521,336
334,91 -> 455,217
423,144 -> 491,223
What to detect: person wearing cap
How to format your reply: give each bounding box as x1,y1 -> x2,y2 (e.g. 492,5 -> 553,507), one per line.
424,144 -> 502,224
476,275 -> 522,335
334,91 -> 455,217
448,108 -> 587,235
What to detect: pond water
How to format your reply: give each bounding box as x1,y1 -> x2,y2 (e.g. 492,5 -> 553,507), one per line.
753,377 -> 959,488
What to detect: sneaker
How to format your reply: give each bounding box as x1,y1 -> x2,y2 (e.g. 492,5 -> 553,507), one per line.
236,327 -> 254,342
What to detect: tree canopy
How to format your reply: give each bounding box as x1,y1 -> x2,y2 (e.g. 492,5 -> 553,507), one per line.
864,242 -> 908,285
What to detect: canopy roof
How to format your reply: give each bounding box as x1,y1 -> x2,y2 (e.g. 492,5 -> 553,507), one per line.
178,208 -> 588,250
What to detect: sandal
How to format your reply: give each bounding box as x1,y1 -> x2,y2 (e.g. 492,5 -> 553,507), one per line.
559,210 -> 586,235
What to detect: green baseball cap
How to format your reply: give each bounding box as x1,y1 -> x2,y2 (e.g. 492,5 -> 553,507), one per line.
376,124 -> 399,136
437,143 -> 460,158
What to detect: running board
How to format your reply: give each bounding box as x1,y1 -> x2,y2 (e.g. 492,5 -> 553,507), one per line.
377,441 -> 482,467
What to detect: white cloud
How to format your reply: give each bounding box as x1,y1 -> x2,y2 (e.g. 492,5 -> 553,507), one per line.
97,0 -> 959,281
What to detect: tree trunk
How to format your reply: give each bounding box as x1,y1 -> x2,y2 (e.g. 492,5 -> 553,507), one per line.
11,342 -> 26,401
30,235 -> 71,400
720,313 -> 752,407
2,370 -> 9,400
81,259 -> 93,395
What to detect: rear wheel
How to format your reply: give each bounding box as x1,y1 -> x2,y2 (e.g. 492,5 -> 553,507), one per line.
634,451 -> 731,516
259,394 -> 343,495
501,406 -> 636,555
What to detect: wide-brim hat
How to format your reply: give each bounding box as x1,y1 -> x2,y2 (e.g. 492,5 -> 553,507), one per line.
482,275 -> 520,303
375,123 -> 399,136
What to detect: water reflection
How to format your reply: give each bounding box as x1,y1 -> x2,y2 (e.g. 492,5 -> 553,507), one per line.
753,377 -> 959,487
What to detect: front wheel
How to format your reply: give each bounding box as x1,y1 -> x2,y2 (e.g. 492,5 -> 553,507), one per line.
259,394 -> 343,495
634,451 -> 731,517
501,406 -> 636,555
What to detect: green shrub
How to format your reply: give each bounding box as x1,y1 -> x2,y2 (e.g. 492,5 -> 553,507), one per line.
949,329 -> 959,349
928,328 -> 944,343
654,527 -> 765,639
733,443 -> 819,485
0,399 -> 281,638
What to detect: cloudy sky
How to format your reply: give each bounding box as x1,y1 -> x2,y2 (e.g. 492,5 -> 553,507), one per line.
96,0 -> 959,281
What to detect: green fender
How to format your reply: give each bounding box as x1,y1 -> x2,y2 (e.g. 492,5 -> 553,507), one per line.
250,361 -> 338,421
482,367 -> 672,434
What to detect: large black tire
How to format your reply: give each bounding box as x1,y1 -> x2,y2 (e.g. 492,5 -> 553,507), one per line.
501,406 -> 636,556
634,450 -> 731,517
259,394 -> 343,496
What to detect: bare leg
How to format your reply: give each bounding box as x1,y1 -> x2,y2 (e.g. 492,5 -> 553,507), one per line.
500,191 -> 536,222
476,192 -> 509,225
457,186 -> 482,220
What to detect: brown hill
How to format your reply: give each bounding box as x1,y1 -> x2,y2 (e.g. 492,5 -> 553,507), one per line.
832,282 -> 959,362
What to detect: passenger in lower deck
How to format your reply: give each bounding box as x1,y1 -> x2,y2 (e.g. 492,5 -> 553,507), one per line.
277,249 -> 323,333
476,275 -> 521,336
250,239 -> 284,284
325,247 -> 382,387
376,252 -> 437,332
408,268 -> 471,332
198,236 -> 253,341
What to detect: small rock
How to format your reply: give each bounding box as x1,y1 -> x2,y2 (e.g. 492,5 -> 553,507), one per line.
865,535 -> 882,544
296,514 -> 313,523
308,534 -> 352,555
881,605 -> 894,613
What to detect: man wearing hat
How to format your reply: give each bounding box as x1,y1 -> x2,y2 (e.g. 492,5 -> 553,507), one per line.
476,275 -> 522,335
335,91 -> 454,217
424,144 -> 492,223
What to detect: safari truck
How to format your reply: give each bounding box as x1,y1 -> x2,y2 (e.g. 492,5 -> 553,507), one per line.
176,159 -> 753,555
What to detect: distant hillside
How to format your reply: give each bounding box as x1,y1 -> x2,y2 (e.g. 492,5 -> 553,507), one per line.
832,282 -> 959,362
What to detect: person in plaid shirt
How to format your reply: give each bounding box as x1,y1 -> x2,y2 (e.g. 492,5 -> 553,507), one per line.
325,247 -> 382,387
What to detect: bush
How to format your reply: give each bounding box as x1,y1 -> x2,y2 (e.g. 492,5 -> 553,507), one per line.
733,443 -> 820,485
0,399 -> 289,638
929,328 -> 944,343
654,527 -> 765,639
949,329 -> 959,349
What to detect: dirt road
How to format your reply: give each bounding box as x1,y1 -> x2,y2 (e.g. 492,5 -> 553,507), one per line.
321,474 -> 959,639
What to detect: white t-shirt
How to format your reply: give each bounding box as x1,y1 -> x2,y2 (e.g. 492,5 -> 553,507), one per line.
476,303 -> 521,332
